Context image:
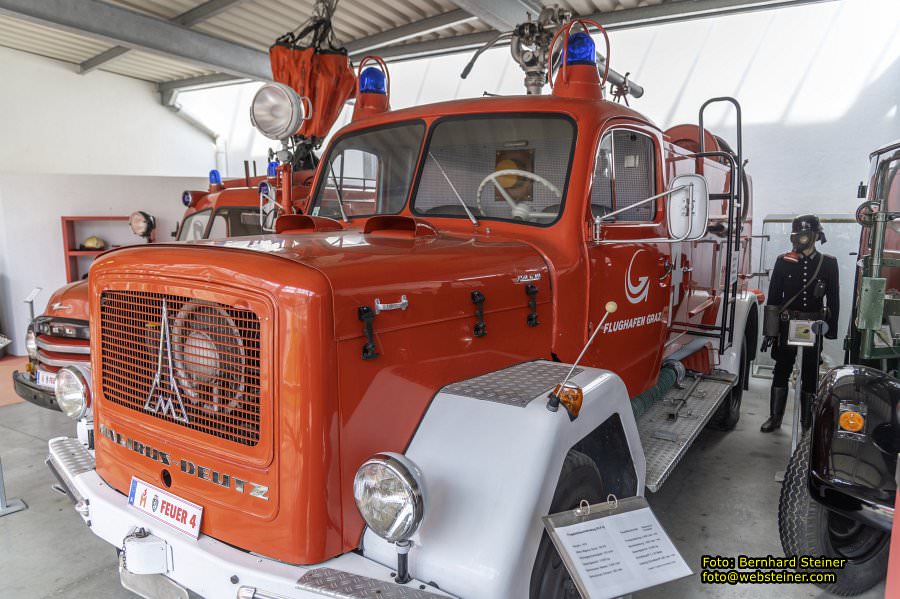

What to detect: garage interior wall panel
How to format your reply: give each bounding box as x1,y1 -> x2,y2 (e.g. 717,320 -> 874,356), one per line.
0,46 -> 215,177
0,174 -> 206,356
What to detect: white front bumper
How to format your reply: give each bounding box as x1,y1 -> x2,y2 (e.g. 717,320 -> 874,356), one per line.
47,437 -> 452,599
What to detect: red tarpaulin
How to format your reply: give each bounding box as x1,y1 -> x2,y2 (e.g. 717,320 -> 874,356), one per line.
270,4 -> 356,142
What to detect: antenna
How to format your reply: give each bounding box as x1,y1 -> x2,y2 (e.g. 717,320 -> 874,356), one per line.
547,300 -> 618,418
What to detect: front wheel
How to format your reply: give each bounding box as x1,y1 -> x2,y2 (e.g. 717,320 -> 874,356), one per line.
708,335 -> 747,431
778,432 -> 890,596
530,451 -> 604,599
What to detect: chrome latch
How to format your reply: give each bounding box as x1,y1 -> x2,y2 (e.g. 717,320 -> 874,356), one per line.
374,295 -> 409,314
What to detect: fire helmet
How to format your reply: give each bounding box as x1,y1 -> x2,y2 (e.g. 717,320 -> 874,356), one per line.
791,214 -> 826,244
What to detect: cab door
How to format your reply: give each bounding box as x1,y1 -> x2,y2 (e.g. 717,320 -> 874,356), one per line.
584,127 -> 673,397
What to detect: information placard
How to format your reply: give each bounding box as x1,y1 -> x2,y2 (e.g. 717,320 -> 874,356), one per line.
543,496 -> 691,599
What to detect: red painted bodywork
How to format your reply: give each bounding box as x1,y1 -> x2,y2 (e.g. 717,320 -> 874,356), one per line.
89,65 -> 752,565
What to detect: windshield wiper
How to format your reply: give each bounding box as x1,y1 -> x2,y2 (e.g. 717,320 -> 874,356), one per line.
328,163 -> 350,223
428,151 -> 478,226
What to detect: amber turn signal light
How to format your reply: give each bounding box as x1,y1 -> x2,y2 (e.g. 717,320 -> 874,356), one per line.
839,411 -> 865,433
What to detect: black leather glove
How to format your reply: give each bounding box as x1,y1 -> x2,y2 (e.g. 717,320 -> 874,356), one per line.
761,336 -> 777,353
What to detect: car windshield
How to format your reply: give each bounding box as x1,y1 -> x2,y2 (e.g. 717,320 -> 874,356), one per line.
207,207 -> 265,239
311,121 -> 425,220
178,207 -> 263,241
412,115 -> 575,225
178,210 -> 211,241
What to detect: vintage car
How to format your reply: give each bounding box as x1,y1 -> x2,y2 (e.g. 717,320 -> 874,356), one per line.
46,22 -> 760,599
779,139 -> 900,595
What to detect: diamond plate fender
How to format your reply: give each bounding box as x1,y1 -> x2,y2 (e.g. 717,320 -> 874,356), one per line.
361,360 -> 642,599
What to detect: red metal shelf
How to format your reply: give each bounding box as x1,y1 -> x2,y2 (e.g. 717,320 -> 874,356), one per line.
61,216 -> 129,282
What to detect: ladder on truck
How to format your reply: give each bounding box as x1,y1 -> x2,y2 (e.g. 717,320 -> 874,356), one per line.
638,98 -> 745,492
670,97 -> 745,356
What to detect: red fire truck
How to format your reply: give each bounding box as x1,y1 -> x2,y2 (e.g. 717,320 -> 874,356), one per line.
13,167 -> 314,449
46,20 -> 759,599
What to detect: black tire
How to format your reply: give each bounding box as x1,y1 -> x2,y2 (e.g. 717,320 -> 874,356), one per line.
530,451 -> 605,599
778,432 -> 890,596
708,335 -> 747,431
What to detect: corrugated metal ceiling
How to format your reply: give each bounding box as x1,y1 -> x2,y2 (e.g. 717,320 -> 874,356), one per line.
0,0 -> 765,86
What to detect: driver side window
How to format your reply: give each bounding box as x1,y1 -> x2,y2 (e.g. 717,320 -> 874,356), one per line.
591,130 -> 657,221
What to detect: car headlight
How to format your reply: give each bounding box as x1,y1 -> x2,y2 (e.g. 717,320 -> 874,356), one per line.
25,329 -> 38,359
353,453 -> 425,543
129,210 -> 156,238
55,366 -> 91,419
249,83 -> 311,140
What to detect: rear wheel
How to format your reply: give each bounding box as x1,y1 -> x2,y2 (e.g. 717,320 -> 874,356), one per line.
779,432 -> 890,595
530,451 -> 604,599
708,335 -> 747,431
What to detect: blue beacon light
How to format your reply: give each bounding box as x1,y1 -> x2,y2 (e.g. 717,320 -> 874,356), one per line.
209,169 -> 222,185
566,32 -> 596,66
359,67 -> 386,94
267,161 -> 279,177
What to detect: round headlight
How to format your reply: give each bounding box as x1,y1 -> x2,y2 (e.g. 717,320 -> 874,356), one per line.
249,83 -> 310,140
55,366 -> 90,419
353,453 -> 425,543
129,211 -> 156,238
25,329 -> 38,359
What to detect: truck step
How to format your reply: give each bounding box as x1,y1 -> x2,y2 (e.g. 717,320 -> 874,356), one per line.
637,371 -> 736,492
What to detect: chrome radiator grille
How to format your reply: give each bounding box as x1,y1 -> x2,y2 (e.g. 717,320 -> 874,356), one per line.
100,290 -> 262,446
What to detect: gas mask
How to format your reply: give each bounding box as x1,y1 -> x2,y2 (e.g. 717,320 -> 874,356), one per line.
790,231 -> 815,253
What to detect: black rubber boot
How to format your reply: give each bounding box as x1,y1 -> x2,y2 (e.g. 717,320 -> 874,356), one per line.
761,386 -> 788,432
800,392 -> 815,432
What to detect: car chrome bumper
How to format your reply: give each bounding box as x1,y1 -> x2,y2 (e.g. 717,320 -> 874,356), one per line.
12,370 -> 60,411
46,437 -> 452,599
809,470 -> 895,532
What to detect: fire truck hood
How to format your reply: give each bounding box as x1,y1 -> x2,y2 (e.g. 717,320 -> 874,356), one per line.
44,280 -> 89,320
192,229 -> 551,340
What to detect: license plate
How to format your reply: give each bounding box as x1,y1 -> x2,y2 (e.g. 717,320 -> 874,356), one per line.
128,477 -> 203,538
36,369 -> 56,389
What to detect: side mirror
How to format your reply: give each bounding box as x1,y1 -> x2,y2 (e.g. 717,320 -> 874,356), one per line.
858,181 -> 868,199
666,174 -> 709,241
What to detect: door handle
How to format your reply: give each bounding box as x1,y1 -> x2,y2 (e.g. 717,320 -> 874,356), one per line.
659,259 -> 673,281
374,295 -> 409,314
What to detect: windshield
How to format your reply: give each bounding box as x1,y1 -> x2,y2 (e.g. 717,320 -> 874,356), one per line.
207,207 -> 265,239
178,207 -> 263,241
178,210 -> 211,241
311,121 -> 425,220
412,115 -> 575,225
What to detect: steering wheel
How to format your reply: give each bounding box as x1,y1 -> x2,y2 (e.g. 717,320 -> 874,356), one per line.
476,169 -> 562,221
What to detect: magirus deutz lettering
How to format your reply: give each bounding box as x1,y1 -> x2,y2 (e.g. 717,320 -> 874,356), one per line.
98,424 -> 269,500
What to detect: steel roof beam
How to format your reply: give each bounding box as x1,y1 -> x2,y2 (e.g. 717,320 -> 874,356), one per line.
173,0 -> 249,27
76,0 -> 250,74
586,0 -> 838,28
78,46 -> 131,74
346,9 -> 477,56
0,0 -> 271,80
446,0 -> 541,31
378,0 -> 836,63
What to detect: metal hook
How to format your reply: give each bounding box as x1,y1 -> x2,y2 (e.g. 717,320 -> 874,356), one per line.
575,499 -> 591,516
607,494 -> 618,510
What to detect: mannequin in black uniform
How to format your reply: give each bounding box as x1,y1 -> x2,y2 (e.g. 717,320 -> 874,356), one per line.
760,215 -> 840,433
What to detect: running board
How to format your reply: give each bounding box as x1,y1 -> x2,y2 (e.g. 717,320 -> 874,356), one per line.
638,371 -> 737,493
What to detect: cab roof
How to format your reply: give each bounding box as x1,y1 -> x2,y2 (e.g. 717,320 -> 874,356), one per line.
338,94 -> 659,138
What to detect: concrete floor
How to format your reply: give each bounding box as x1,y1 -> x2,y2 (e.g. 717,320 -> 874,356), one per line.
0,369 -> 887,599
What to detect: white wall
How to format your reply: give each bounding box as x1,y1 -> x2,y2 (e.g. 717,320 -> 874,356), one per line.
0,46 -> 214,354
0,46 -> 216,177
0,174 -> 206,355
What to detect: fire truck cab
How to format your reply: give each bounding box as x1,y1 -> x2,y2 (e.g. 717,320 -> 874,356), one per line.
47,29 -> 759,599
